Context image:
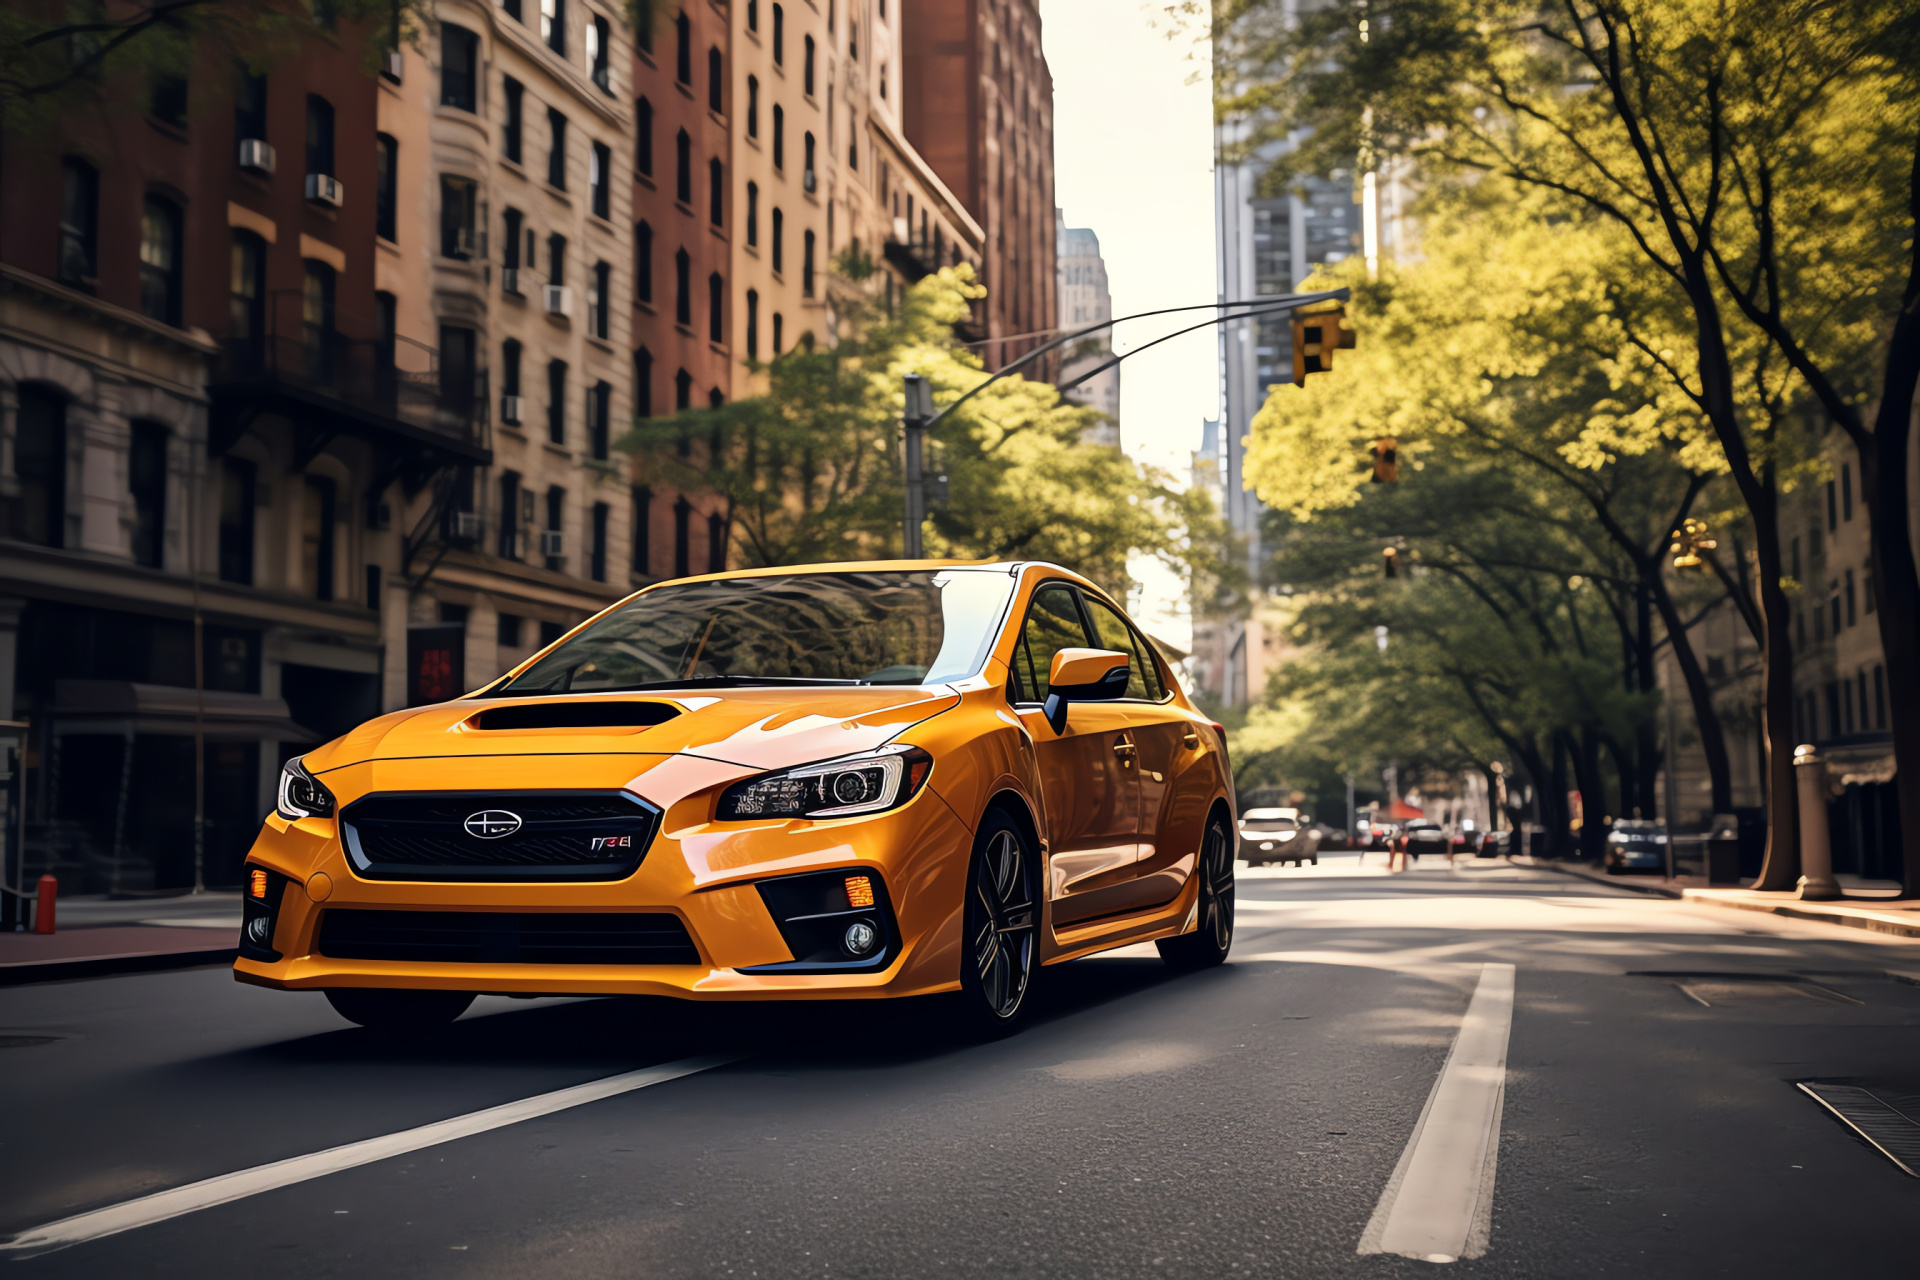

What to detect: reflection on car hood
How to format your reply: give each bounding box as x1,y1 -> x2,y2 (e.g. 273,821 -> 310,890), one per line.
302,686 -> 962,774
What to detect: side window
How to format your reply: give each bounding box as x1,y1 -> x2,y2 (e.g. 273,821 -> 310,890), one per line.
1009,584 -> 1092,704
1082,596 -> 1163,701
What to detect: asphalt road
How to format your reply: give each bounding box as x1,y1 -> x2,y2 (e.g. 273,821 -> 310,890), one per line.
2,856 -> 1917,1277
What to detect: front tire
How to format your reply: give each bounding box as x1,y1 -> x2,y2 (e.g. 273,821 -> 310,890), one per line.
958,810 -> 1041,1036
325,987 -> 475,1031
1158,813 -> 1234,970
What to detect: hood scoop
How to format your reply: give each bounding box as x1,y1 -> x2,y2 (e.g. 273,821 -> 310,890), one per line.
469,700 -> 683,731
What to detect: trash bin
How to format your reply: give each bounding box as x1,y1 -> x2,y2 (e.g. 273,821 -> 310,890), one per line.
1706,812 -> 1742,885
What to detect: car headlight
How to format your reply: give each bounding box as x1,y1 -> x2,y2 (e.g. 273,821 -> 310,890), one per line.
276,756 -> 337,820
717,743 -> 933,821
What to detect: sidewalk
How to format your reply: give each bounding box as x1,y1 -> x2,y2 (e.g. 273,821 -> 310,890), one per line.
1677,887 -> 1920,941
0,893 -> 241,985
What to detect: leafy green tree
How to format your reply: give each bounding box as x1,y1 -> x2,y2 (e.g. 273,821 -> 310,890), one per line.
1221,0 -> 1920,891
620,265 -> 1231,602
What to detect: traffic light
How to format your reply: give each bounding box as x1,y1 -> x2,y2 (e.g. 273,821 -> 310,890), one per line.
1291,302 -> 1356,386
1371,436 -> 1399,483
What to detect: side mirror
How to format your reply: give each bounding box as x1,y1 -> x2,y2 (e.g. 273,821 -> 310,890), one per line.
1042,648 -> 1130,734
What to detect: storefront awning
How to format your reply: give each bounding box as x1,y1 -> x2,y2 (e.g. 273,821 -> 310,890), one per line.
50,680 -> 322,743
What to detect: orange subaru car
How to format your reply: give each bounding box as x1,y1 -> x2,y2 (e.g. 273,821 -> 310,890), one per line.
235,561 -> 1237,1034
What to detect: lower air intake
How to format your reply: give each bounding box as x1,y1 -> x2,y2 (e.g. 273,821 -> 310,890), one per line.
316,910 -> 701,965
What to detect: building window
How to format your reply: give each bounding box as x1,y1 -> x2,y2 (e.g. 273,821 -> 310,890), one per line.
504,77 -> 524,162
441,25 -> 478,110
498,610 -> 523,648
589,14 -> 611,90
545,487 -> 566,570
708,46 -> 724,111
547,108 -> 568,187
588,379 -> 612,458
502,207 -> 523,277
1846,568 -> 1857,627
590,501 -> 610,581
505,0 -> 523,22
546,359 -> 568,444
675,128 -> 692,203
747,75 -> 759,137
802,228 -> 816,297
773,2 -> 784,62
306,94 -> 335,176
633,346 -> 654,418
673,496 -> 692,576
709,157 -> 724,224
880,60 -> 887,101
375,134 -> 398,240
229,231 -> 265,359
632,485 -> 652,577
675,248 -> 691,325
636,96 -> 653,174
541,0 -> 565,56
1826,479 -> 1837,532
303,476 -> 337,601
591,140 -> 611,217
707,510 -> 726,573
675,10 -> 692,81
499,472 -> 521,558
746,182 -> 759,246
848,108 -> 858,168
58,158 -> 98,288
440,175 -> 477,258
747,0 -> 758,31
771,207 -> 783,272
218,457 -> 254,583
803,34 -> 815,94
376,290 -> 396,374
772,311 -> 783,354
708,272 -> 724,343
746,288 -> 759,360
1842,462 -> 1853,521
139,196 -> 183,325
635,220 -> 653,301
129,420 -> 167,568
235,70 -> 268,143
501,337 -> 522,405
674,367 -> 693,410
11,386 -> 65,549
803,131 -> 816,191
592,260 -> 610,338
549,232 -> 567,286
439,324 -> 476,414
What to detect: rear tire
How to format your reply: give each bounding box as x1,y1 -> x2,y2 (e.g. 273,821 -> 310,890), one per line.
958,809 -> 1041,1037
1158,813 -> 1234,971
325,988 -> 475,1031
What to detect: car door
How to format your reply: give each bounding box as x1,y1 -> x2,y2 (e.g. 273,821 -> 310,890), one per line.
1079,593 -> 1205,908
1007,582 -> 1142,926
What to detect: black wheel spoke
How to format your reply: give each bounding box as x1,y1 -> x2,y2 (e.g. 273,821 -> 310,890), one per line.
969,821 -> 1036,1020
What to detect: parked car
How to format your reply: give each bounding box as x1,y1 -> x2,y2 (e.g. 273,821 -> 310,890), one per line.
1604,819 -> 1669,874
1395,819 -> 1452,861
1239,807 -> 1321,866
1475,829 -> 1512,858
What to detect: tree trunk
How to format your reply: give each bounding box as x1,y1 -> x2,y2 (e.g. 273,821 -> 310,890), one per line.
1865,309 -> 1920,897
1550,732 -> 1573,858
1573,729 -> 1608,862
1634,581 -> 1662,818
1748,471 -> 1802,891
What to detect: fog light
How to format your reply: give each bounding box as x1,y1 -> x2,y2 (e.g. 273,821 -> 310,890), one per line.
844,921 -> 877,956
246,916 -> 272,945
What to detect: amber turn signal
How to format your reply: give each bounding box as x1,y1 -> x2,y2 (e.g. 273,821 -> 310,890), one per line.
249,868 -> 269,900
844,875 -> 876,909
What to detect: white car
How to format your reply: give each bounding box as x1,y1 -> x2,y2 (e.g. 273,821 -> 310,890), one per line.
1239,807 -> 1321,866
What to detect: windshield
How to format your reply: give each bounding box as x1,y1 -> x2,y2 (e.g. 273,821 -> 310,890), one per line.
496,569 -> 1018,695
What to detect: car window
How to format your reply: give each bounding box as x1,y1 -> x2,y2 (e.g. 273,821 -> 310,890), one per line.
1080,595 -> 1163,700
1009,583 -> 1092,703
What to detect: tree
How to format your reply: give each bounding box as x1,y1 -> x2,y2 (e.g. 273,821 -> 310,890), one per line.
1222,0 -> 1920,891
620,265 -> 1231,602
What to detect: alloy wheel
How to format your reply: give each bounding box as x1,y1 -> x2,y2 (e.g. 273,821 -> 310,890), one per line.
971,827 -> 1037,1019
1199,821 -> 1234,953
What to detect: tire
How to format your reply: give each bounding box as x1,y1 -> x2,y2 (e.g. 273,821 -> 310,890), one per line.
1158,812 -> 1234,970
325,987 -> 475,1031
958,808 -> 1042,1036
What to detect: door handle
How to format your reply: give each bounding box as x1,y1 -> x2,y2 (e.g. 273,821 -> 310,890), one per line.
1112,739 -> 1138,766
1182,730 -> 1200,749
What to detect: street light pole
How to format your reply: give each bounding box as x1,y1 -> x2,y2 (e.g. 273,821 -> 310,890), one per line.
902,374 -> 932,558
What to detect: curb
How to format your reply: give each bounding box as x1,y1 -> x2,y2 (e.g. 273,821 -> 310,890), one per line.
1678,891 -> 1920,941
0,947 -> 238,986
1523,859 -> 1683,898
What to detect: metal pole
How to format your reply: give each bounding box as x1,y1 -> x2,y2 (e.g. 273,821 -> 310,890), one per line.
902,374 -> 931,559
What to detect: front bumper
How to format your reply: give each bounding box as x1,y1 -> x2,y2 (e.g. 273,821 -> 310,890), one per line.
234,752 -> 975,1001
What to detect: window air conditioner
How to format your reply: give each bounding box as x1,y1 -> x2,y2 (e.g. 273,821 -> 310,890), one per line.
540,530 -> 565,557
544,285 -> 574,317
237,139 -> 276,175
450,511 -> 482,542
502,266 -> 521,295
500,394 -> 523,424
305,173 -> 345,207
381,50 -> 404,83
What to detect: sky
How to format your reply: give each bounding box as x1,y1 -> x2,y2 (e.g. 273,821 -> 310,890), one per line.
1040,0 -> 1218,646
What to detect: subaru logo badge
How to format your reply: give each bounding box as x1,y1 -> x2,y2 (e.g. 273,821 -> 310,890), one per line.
464,810 -> 522,839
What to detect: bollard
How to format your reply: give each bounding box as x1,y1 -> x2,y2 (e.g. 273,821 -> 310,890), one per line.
33,874 -> 56,934
1793,745 -> 1842,901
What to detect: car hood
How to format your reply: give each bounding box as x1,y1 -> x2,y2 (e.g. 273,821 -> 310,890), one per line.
302,686 -> 962,775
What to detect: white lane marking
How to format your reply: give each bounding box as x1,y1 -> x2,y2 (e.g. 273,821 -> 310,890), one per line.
1,1054 -> 741,1259
1358,962 -> 1516,1264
